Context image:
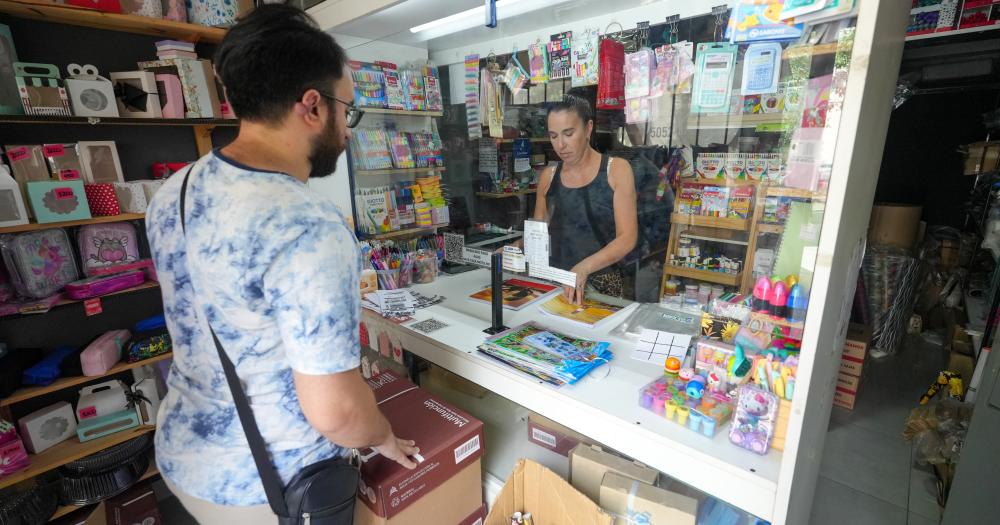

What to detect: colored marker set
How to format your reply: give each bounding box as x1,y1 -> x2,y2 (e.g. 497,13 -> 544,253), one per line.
751,275 -> 808,321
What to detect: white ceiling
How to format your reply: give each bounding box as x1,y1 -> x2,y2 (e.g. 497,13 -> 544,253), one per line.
330,0 -> 655,52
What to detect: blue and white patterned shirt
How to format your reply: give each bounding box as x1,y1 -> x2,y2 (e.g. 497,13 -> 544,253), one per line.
147,150 -> 360,506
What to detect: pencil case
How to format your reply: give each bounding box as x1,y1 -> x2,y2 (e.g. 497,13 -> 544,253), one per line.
124,328 -> 171,363
80,329 -> 131,376
64,270 -> 144,300
22,346 -> 77,386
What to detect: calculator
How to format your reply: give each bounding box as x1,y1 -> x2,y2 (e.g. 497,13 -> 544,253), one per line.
742,42 -> 782,96
697,51 -> 735,109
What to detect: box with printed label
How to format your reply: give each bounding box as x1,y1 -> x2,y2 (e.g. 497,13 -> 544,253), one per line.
842,326 -> 870,361
527,412 -> 595,457
840,355 -> 864,377
833,372 -> 860,410
354,459 -> 484,525
362,371 -> 485,520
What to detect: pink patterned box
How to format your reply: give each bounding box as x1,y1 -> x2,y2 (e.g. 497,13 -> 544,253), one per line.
0,419 -> 29,478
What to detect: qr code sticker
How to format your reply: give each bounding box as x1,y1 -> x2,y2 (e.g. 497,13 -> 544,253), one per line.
444,233 -> 465,263
411,318 -> 448,334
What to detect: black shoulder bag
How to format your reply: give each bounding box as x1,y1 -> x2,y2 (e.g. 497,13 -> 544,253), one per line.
179,167 -> 359,525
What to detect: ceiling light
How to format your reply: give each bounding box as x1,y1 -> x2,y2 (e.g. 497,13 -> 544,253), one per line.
408,0 -> 571,41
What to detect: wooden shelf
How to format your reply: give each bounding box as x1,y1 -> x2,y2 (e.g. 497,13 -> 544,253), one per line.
0,115 -> 237,127
363,224 -> 446,240
476,189 -> 537,199
663,265 -> 742,286
687,113 -> 790,130
782,42 -> 840,59
671,213 -> 750,231
360,108 -> 443,117
747,311 -> 805,331
1,353 -> 172,407
355,167 -> 446,176
0,425 -> 155,490
757,223 -> 785,235
47,458 -> 160,521
766,187 -> 825,199
0,213 -> 145,235
0,0 -> 226,42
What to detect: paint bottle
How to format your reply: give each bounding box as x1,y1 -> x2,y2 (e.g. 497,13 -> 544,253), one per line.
788,284 -> 808,321
769,280 -> 788,318
752,276 -> 772,312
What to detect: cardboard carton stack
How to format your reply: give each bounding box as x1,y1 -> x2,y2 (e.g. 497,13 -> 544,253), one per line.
358,371 -> 486,525
835,325 -> 871,410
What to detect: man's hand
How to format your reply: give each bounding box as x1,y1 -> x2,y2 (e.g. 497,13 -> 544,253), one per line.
375,436 -> 420,470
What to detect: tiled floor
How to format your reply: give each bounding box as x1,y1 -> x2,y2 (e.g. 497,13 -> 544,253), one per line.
154,337 -> 949,525
811,336 -> 948,525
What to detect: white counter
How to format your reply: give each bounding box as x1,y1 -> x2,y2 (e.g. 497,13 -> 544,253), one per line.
362,269 -> 781,520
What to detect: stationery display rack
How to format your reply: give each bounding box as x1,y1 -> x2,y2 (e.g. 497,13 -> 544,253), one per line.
0,5 -> 230,521
348,109 -> 451,239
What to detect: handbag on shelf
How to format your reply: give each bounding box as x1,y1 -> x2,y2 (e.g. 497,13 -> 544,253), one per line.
178,167 -> 360,525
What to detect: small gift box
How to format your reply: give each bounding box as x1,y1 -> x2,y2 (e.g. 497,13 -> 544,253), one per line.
0,419 -> 29,478
84,183 -> 121,216
112,182 -> 148,213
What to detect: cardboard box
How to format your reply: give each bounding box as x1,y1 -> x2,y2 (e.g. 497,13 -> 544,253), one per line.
599,472 -> 697,525
82,481 -> 161,525
868,204 -> 922,250
137,58 -> 222,118
527,413 -> 595,457
362,371 -> 485,520
354,458 -> 484,525
963,141 -> 1000,175
486,459 -> 612,525
840,324 -> 870,378
570,444 -> 658,504
833,372 -> 860,410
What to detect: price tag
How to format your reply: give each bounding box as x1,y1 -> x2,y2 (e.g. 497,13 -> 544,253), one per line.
58,169 -> 81,181
43,144 -> 65,157
84,297 -> 103,316
462,246 -> 493,267
54,187 -> 75,200
502,246 -> 526,272
5,147 -> 29,162
523,220 -> 550,268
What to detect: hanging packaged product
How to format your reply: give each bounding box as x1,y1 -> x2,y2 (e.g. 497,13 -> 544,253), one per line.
624,48 -> 654,100
482,68 -> 503,138
691,43 -> 736,114
741,42 -> 782,96
350,61 -> 387,108
779,0 -> 829,20
464,54 -> 482,139
727,0 -> 805,43
792,0 -> 857,25
513,138 -> 531,173
423,65 -> 443,112
549,31 -> 572,80
571,28 -> 600,87
376,61 -> 406,110
502,58 -> 528,97
625,98 -> 650,124
528,41 -> 549,84
596,34 -> 625,110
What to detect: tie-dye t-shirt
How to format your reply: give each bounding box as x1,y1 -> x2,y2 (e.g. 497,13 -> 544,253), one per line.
146,150 -> 359,506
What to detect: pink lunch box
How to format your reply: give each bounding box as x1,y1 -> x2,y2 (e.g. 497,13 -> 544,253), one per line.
81,329 -> 131,376
0,419 -> 29,478
64,270 -> 145,300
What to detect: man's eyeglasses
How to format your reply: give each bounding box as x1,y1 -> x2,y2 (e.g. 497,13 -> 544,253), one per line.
315,91 -> 364,128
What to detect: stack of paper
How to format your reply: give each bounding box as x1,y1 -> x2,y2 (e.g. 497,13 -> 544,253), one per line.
477,322 -> 613,386
363,290 -> 417,319
539,295 -> 636,329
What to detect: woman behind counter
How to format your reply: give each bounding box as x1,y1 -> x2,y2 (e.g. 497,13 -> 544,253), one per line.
535,93 -> 638,304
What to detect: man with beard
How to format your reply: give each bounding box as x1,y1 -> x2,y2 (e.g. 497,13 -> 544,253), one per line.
145,5 -> 417,523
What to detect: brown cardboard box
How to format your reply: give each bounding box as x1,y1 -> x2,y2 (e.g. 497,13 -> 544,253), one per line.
868,204 -> 923,250
362,371 -> 485,520
599,472 -> 697,525
840,324 -> 870,378
354,459 -> 484,525
963,141 -> 1000,175
527,412 -> 596,457
834,372 -> 860,410
570,444 -> 658,504
486,459 -> 613,525
82,481 -> 160,525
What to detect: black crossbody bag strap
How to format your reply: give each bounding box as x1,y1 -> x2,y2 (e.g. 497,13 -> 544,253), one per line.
179,167 -> 291,519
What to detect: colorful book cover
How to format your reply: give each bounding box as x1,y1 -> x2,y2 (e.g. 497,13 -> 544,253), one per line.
701,186 -> 730,217
677,184 -> 704,215
469,278 -> 558,310
538,295 -> 630,329
728,186 -> 754,219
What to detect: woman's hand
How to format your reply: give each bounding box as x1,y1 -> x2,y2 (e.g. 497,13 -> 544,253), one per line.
564,261 -> 592,305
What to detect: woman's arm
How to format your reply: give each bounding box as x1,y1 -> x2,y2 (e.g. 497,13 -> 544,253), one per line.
565,159 -> 638,303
